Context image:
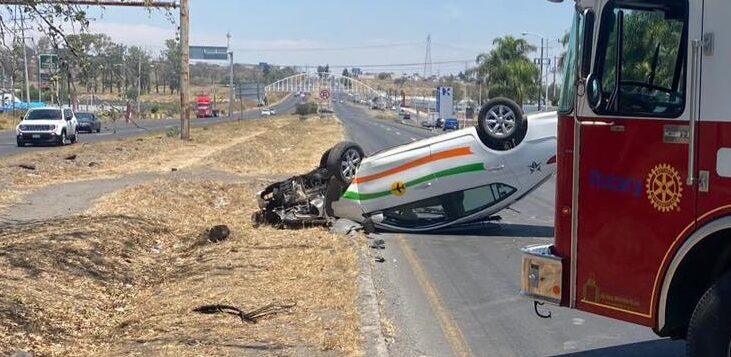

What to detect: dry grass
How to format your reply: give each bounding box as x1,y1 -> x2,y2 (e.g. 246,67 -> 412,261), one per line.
0,116 -> 327,208
0,113 -> 19,131
0,114 -> 362,356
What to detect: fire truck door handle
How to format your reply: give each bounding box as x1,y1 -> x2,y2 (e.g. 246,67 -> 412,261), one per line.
687,39 -> 703,186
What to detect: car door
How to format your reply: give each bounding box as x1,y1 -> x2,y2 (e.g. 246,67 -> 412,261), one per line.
351,144 -> 435,215
64,109 -> 76,134
428,131 -> 517,200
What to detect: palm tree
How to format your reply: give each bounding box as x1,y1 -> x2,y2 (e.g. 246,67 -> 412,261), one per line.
475,36 -> 538,106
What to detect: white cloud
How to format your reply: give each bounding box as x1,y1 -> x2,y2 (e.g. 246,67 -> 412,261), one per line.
87,22 -> 176,52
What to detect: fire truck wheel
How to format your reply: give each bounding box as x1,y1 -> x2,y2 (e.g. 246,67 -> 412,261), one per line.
477,97 -> 527,151
686,271 -> 731,357
326,141 -> 364,185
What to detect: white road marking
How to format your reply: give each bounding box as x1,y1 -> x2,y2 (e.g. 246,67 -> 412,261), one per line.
395,131 -> 402,136
411,137 -> 417,141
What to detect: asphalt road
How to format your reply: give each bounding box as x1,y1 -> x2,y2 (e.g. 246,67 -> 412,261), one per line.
333,102 -> 686,357
0,96 -> 299,157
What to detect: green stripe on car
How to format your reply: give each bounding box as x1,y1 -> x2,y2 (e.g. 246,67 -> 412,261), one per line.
342,162 -> 486,201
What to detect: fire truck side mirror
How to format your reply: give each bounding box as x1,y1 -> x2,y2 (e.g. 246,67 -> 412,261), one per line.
586,73 -> 603,111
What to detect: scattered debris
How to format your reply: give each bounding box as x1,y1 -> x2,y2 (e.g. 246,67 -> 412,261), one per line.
331,218 -> 362,236
64,154 -> 77,161
88,162 -> 98,167
192,302 -> 296,324
171,168 -> 178,172
375,256 -> 385,263
10,351 -> 34,357
208,224 -> 231,242
136,138 -> 144,142
18,164 -> 36,170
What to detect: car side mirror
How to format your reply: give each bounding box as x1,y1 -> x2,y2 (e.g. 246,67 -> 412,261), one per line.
586,73 -> 603,111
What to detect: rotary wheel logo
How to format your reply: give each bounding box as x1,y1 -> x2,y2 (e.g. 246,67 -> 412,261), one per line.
646,164 -> 683,213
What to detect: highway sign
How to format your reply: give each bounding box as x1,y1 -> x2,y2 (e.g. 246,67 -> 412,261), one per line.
320,89 -> 330,100
39,54 -> 59,72
190,46 -> 228,61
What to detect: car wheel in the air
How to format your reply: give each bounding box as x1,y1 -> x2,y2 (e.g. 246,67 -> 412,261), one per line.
326,141 -> 364,185
476,97 -> 527,151
686,271 -> 731,357
319,148 -> 332,169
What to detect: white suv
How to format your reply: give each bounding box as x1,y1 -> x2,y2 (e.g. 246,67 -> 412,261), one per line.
16,108 -> 78,147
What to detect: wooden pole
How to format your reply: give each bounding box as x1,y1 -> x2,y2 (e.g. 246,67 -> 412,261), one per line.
179,0 -> 190,139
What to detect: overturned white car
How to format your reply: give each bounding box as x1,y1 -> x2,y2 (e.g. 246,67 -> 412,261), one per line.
253,98 -> 557,232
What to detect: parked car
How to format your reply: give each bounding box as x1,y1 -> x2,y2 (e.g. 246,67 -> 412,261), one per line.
403,112 -> 411,120
76,112 -> 101,133
443,118 -> 459,131
420,120 -> 432,128
435,117 -> 445,128
16,107 -> 78,147
260,108 -> 273,116
253,97 -> 557,232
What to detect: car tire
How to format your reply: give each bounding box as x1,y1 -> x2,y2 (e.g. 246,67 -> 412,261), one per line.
319,148 -> 332,169
71,130 -> 78,144
16,139 -> 23,147
96,128 -> 101,133
326,141 -> 364,185
686,271 -> 731,357
476,97 -> 527,151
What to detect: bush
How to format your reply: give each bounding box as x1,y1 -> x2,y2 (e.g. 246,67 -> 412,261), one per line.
295,101 -> 318,115
166,126 -> 180,138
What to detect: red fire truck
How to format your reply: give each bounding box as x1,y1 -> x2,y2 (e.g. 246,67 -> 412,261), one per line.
196,95 -> 220,118
521,0 -> 731,355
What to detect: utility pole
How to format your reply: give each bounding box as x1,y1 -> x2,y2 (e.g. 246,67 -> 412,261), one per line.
137,51 -> 142,114
180,0 -> 190,139
538,38 -> 544,111
227,32 -> 233,118
17,7 -> 31,104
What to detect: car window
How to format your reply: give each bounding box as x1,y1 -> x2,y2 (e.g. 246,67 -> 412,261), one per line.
76,113 -> 93,121
26,109 -> 62,120
382,183 -> 517,229
63,109 -> 73,119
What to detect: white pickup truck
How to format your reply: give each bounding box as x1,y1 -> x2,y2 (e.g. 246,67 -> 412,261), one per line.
16,107 -> 78,147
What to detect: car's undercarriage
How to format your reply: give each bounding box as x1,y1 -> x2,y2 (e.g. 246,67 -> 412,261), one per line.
252,167 -> 332,229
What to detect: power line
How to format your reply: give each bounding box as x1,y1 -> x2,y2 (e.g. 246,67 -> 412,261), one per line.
231,42 -> 422,53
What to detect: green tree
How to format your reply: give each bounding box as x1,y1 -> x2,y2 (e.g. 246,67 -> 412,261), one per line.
161,39 -> 181,94
475,36 -> 538,106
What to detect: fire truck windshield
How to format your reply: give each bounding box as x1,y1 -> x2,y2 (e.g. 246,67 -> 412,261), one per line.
558,9 -> 585,114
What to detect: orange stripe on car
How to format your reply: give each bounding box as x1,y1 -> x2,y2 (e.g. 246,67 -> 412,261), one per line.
353,147 -> 473,184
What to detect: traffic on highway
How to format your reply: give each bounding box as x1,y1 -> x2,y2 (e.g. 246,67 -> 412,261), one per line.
0,0 -> 728,356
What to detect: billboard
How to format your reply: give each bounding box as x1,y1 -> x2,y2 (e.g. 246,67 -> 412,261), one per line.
190,46 -> 228,61
436,86 -> 454,119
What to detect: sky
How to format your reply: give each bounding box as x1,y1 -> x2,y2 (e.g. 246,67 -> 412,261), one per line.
84,0 -> 576,74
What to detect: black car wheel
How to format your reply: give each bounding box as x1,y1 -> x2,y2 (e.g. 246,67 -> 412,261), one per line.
476,97 -> 527,151
687,271 -> 731,357
16,139 -> 23,147
326,141 -> 364,185
319,148 -> 332,169
71,129 -> 78,144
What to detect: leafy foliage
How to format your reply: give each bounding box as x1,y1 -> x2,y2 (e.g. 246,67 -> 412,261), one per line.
475,36 -> 539,105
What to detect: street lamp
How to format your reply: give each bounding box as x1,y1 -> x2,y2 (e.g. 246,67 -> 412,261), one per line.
522,32 -> 546,111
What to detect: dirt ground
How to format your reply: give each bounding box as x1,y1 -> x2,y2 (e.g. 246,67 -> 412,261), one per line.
0,116 -> 363,356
